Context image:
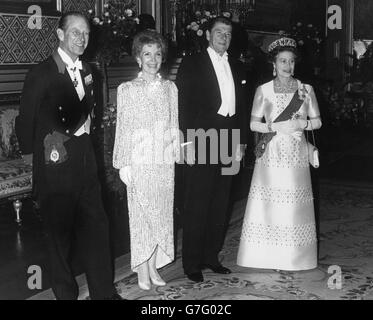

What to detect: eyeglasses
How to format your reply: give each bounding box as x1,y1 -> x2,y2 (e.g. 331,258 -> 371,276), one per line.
70,30 -> 89,39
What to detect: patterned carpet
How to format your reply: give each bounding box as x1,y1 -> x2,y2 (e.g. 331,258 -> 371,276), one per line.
31,180 -> 373,300
107,181 -> 373,300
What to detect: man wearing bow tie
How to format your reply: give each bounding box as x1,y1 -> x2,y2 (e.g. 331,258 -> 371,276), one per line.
176,16 -> 248,283
15,11 -> 121,300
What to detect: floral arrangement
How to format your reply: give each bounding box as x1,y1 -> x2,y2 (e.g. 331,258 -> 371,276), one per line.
87,0 -> 139,64
180,8 -> 217,55
347,41 -> 373,84
101,103 -> 117,128
93,101 -> 126,199
289,22 -> 323,52
286,22 -> 324,71
322,84 -> 366,127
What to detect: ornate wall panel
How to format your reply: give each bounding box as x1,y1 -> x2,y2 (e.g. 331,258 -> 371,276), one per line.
0,0 -> 97,66
62,0 -> 96,14
0,13 -> 59,65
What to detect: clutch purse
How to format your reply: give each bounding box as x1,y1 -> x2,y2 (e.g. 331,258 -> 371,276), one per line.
306,122 -> 319,169
307,142 -> 319,168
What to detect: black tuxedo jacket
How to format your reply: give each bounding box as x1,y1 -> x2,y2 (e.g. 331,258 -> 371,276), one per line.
176,50 -> 248,147
15,51 -> 96,195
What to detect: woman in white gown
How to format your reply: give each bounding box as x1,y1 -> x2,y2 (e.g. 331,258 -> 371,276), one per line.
237,37 -> 322,271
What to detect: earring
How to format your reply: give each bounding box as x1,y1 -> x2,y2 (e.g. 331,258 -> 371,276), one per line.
273,66 -> 277,77
137,60 -> 142,68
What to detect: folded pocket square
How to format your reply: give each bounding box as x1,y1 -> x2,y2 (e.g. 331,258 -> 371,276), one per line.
84,74 -> 93,86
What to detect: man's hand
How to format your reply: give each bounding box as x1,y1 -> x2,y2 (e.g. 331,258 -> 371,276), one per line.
183,143 -> 195,166
119,166 -> 132,186
235,144 -> 246,162
22,154 -> 33,166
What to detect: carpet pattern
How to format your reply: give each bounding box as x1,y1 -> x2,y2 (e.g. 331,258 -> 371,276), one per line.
93,182 -> 373,301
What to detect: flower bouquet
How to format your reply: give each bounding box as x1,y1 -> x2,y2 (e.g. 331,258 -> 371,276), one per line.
86,0 -> 139,64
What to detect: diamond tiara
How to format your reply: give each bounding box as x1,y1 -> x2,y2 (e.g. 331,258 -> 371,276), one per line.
268,37 -> 297,53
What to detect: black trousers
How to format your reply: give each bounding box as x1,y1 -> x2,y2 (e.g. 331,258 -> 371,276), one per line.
39,134 -> 115,300
182,164 -> 233,274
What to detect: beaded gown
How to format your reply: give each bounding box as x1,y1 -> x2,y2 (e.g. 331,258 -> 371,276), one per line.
113,76 -> 179,272
237,79 -> 320,271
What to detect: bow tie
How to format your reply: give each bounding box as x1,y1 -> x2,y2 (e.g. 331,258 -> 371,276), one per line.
218,53 -> 228,62
68,60 -> 83,71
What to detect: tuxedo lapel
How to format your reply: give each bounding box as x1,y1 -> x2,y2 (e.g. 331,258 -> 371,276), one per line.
62,71 -> 82,104
228,58 -> 239,95
52,51 -> 82,104
80,66 -> 94,112
201,50 -> 222,106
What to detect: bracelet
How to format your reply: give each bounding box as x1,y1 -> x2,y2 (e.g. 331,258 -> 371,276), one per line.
304,120 -> 309,130
267,121 -> 273,132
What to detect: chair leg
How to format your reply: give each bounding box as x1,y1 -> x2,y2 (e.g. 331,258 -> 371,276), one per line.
13,199 -> 22,224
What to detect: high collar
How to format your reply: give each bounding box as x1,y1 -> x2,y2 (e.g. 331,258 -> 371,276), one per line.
207,47 -> 228,61
53,48 -> 83,74
57,47 -> 83,70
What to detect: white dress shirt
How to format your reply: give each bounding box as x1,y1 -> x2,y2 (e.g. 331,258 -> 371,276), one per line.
57,47 -> 91,136
207,47 -> 236,117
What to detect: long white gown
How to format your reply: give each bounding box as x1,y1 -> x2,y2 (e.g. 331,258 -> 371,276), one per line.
237,80 -> 320,271
113,77 -> 179,272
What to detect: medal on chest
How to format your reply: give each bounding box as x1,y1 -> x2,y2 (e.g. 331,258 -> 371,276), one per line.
70,67 -> 78,87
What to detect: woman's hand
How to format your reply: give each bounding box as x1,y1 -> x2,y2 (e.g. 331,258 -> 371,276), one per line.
119,166 -> 132,186
273,119 -> 307,134
272,120 -> 298,135
291,119 -> 307,131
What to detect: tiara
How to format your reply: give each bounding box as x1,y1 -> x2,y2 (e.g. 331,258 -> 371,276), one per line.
268,37 -> 297,53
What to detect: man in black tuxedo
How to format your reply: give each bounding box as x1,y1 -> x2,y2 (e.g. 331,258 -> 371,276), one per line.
15,11 -> 121,300
176,16 -> 248,283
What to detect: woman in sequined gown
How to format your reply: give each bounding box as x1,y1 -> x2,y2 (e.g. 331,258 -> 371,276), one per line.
113,30 -> 179,289
237,38 -> 322,271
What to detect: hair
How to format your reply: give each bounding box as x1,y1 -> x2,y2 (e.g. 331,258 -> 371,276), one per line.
132,29 -> 167,61
207,16 -> 232,32
58,11 -> 90,31
268,46 -> 298,63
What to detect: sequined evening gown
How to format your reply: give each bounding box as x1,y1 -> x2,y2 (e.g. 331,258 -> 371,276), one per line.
113,76 -> 179,272
237,80 -> 320,271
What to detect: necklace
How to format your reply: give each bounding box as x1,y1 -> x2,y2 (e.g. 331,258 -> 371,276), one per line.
137,72 -> 162,83
273,78 -> 297,94
137,72 -> 162,99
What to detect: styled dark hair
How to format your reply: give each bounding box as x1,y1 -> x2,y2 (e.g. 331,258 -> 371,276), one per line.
58,11 -> 90,31
132,30 -> 167,61
207,16 -> 232,32
268,46 -> 298,63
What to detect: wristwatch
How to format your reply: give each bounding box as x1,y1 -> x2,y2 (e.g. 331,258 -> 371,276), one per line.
267,121 -> 273,132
